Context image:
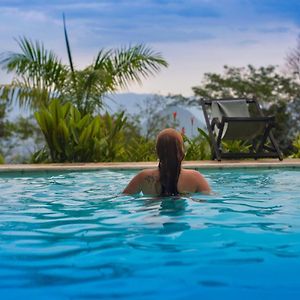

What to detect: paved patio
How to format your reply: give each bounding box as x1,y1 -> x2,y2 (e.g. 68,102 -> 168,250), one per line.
0,159 -> 299,173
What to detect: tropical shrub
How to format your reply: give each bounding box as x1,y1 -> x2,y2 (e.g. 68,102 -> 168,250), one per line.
290,134 -> 300,158
0,153 -> 4,164
33,99 -> 126,162
221,140 -> 252,153
124,136 -> 157,162
183,128 -> 211,160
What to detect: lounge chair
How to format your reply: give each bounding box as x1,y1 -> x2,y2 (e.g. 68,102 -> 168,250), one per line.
201,98 -> 283,161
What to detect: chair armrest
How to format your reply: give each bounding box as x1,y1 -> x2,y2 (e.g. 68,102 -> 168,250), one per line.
221,116 -> 275,123
211,117 -> 221,130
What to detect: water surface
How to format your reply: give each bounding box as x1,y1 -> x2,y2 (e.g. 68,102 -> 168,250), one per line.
0,168 -> 299,299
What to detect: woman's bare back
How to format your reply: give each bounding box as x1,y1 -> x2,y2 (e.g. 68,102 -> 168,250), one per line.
123,168 -> 211,195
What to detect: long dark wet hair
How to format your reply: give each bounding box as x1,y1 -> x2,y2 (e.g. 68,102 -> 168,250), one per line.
156,128 -> 184,196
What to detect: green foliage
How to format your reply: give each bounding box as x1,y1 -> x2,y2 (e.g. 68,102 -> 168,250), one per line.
0,37 -> 68,109
287,99 -> 300,139
262,100 -> 292,154
125,137 -> 157,162
286,34 -> 300,80
0,96 -> 13,140
0,95 -> 35,163
221,140 -> 252,153
192,65 -> 299,103
98,112 -> 128,162
9,116 -> 41,140
0,153 -> 4,164
290,134 -> 300,158
183,128 -> 211,160
34,99 -> 127,162
2,116 -> 44,163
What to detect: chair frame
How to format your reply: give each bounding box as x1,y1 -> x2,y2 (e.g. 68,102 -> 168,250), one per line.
201,98 -> 283,161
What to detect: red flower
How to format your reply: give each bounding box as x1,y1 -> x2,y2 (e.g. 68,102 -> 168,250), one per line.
172,111 -> 177,121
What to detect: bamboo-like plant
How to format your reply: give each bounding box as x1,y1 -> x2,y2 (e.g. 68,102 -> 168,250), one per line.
33,99 -> 127,162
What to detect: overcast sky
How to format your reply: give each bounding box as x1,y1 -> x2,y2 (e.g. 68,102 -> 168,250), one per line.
0,0 -> 299,96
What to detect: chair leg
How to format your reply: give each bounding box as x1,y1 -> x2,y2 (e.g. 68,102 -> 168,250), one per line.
256,125 -> 283,160
201,101 -> 222,161
269,132 -> 284,160
209,132 -> 221,161
256,124 -> 272,155
212,140 -> 221,161
215,123 -> 225,161
206,122 -> 222,161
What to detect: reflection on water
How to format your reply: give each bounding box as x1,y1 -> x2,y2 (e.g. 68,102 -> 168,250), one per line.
159,198 -> 188,215
0,168 -> 300,299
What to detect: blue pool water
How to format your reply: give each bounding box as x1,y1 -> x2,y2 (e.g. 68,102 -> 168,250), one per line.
0,168 -> 300,300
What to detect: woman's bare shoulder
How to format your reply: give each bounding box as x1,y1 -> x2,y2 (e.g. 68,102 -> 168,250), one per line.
123,169 -> 157,194
181,168 -> 211,193
138,169 -> 159,182
131,168 -> 160,195
181,168 -> 203,177
138,168 -> 158,177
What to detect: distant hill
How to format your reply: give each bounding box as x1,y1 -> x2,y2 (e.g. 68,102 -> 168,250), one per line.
106,93 -> 206,137
7,92 -> 206,135
105,93 -> 150,115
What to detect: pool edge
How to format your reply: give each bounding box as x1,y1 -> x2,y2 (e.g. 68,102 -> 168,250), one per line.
0,159 -> 299,173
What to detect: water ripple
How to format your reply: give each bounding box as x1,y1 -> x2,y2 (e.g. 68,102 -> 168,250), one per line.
0,168 -> 300,299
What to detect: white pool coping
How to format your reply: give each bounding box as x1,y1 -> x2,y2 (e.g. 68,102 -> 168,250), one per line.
0,159 -> 299,173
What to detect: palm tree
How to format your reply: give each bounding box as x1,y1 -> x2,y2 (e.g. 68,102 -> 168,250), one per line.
0,16 -> 168,115
0,37 -> 68,110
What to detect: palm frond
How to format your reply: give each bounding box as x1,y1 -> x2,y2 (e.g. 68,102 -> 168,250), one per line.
94,49 -> 112,68
94,44 -> 168,89
0,37 -> 67,110
63,13 -> 75,74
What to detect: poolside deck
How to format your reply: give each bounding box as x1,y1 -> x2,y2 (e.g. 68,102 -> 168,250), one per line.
0,159 -> 299,173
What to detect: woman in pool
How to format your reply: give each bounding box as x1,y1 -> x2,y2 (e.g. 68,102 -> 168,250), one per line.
123,128 -> 211,195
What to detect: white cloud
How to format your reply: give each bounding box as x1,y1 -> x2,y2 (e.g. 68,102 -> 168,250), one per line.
1,7 -> 49,22
127,24 -> 299,96
0,0 -> 300,96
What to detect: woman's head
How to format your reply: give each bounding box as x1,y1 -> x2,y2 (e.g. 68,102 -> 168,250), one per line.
156,128 -> 184,163
156,128 -> 184,196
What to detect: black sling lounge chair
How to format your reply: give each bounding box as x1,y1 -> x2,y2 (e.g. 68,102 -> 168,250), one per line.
201,98 -> 283,161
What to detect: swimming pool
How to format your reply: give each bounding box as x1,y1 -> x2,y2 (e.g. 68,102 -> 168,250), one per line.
0,168 -> 299,299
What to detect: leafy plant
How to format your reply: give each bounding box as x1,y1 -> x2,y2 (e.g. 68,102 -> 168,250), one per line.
98,112 -> 127,162
192,65 -> 300,103
290,134 -> 300,158
221,140 -> 252,153
183,128 -> 211,160
0,153 -> 4,164
125,136 -> 157,162
34,99 -> 127,162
